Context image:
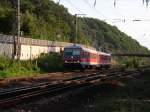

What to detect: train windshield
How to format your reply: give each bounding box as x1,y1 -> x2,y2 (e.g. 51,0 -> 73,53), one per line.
64,48 -> 80,56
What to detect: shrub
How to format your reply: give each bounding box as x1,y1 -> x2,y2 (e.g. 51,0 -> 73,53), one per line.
35,53 -> 64,72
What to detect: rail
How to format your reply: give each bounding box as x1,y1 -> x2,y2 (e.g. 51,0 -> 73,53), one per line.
0,67 -> 146,108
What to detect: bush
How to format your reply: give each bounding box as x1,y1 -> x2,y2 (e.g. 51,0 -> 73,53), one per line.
124,58 -> 140,69
35,53 -> 64,72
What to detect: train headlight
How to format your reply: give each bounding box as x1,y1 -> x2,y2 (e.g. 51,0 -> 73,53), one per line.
77,60 -> 80,63
65,60 -> 67,63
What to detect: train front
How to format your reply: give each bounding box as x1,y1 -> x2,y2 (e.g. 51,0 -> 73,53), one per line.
63,45 -> 82,69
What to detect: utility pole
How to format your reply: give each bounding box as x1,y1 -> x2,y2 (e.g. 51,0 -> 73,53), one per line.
17,0 -> 20,39
16,0 -> 21,59
75,14 -> 77,44
74,14 -> 86,44
13,0 -> 21,59
101,35 -> 105,52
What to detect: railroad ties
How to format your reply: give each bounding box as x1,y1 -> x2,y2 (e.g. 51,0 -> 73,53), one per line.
0,67 -> 145,108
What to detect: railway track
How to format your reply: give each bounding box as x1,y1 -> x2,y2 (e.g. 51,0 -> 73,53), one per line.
0,68 -> 142,108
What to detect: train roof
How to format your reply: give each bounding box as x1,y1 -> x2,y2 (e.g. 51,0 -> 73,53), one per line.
64,44 -> 82,49
64,44 -> 111,56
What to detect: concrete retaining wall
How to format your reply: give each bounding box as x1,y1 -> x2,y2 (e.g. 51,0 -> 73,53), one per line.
0,34 -> 94,60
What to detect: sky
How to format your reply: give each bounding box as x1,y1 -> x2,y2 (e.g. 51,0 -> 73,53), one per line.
53,0 -> 150,49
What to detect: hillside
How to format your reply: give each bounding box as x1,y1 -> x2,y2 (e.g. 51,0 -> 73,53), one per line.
0,0 -> 149,54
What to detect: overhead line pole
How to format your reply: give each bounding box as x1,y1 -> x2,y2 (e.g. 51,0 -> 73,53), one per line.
74,14 -> 86,44
17,0 -> 20,40
16,0 -> 21,60
13,0 -> 20,60
75,14 -> 77,44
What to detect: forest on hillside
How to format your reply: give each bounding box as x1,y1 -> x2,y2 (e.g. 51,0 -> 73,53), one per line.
0,0 -> 149,54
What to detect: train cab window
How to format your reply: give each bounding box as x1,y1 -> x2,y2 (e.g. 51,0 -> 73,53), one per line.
64,48 -> 80,56
64,49 -> 72,56
64,52 -> 72,56
73,50 -> 80,55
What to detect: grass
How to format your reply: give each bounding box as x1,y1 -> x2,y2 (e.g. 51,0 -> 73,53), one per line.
0,56 -> 38,78
0,53 -> 65,78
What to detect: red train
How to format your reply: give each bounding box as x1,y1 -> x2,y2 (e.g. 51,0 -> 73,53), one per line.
63,44 -> 111,70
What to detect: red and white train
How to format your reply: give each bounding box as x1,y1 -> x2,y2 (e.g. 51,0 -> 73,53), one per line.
63,44 -> 111,70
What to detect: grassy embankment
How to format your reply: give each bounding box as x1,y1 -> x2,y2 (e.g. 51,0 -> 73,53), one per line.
0,53 -> 146,78
0,53 -> 65,78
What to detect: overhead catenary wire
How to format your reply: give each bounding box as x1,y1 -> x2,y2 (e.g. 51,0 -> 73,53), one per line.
110,18 -> 150,23
83,0 -> 108,20
143,0 -> 150,6
94,0 -> 96,7
63,0 -> 107,20
114,0 -> 117,7
66,0 -> 86,14
59,0 -> 150,23
83,0 -> 127,24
